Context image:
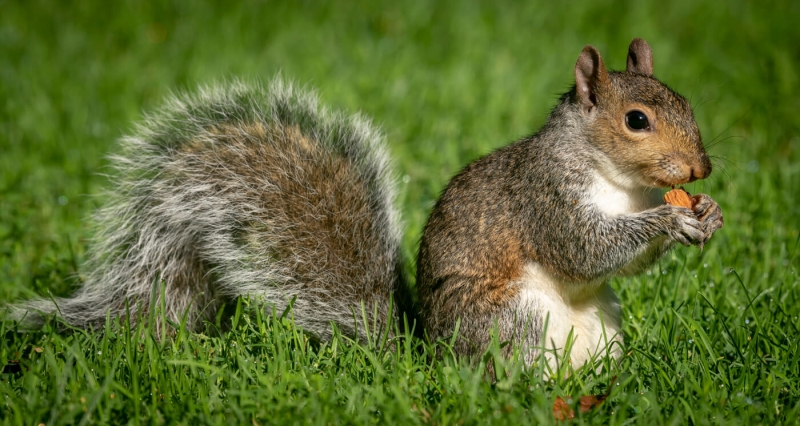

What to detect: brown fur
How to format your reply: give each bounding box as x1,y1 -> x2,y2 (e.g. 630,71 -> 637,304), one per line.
175,123 -> 396,314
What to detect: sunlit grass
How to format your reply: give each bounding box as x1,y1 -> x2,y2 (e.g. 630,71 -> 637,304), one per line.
1,0 -> 798,424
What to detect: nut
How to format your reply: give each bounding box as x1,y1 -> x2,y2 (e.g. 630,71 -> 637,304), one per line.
664,188 -> 694,209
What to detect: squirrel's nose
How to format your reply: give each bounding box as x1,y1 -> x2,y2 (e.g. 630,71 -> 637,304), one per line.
685,154 -> 712,182
693,157 -> 712,181
687,165 -> 709,182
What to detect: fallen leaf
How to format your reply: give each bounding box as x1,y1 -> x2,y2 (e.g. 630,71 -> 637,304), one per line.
552,375 -> 618,420
579,394 -> 606,413
552,396 -> 575,421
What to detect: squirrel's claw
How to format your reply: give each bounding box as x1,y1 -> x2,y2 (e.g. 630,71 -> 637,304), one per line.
692,193 -> 724,246
668,207 -> 704,247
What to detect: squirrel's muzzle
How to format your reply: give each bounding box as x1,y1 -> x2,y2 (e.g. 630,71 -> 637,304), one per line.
663,151 -> 712,184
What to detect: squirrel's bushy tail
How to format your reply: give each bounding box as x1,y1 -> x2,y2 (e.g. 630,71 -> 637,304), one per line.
6,79 -> 410,341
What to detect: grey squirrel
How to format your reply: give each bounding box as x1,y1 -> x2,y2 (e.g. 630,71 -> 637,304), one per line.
6,38 -> 723,368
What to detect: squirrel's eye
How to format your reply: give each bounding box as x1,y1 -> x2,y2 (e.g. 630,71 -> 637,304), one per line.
625,110 -> 650,131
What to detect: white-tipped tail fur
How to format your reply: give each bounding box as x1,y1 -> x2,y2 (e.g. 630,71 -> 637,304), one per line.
5,79 -> 409,341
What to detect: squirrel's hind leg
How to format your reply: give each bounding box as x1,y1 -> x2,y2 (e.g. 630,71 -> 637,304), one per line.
422,275 -> 544,368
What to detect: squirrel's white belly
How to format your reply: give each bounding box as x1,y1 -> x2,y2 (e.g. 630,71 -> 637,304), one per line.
517,262 -> 622,369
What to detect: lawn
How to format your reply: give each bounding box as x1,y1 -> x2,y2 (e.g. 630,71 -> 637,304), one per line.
1,0 -> 799,424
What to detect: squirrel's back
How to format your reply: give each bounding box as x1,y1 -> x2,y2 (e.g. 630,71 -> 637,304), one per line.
9,79 -> 411,340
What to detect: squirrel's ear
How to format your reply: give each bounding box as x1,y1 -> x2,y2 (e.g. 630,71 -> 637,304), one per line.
626,38 -> 653,76
574,45 -> 608,112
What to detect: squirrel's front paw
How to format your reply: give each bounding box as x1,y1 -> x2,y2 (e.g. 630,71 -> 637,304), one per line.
664,205 -> 704,246
691,193 -> 724,247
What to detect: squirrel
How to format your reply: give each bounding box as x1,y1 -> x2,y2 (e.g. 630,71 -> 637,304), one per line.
6,38 -> 723,369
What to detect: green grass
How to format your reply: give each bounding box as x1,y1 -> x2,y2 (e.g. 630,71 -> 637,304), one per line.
1,0 -> 799,424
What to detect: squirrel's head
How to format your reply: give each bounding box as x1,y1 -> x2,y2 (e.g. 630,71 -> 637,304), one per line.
572,38 -> 711,188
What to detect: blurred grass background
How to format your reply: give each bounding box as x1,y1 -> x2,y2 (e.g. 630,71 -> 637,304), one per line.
1,0 -> 798,424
